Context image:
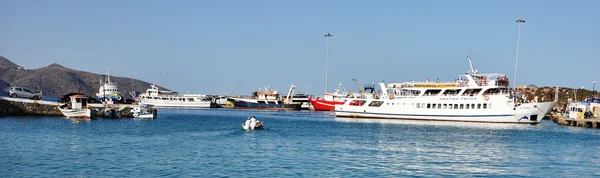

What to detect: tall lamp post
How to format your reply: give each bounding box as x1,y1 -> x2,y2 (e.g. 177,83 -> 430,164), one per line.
581,86 -> 585,100
513,17 -> 526,90
324,33 -> 332,93
593,81 -> 596,96
102,75 -> 106,104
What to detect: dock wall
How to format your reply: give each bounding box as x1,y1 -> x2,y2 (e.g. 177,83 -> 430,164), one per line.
0,97 -> 62,117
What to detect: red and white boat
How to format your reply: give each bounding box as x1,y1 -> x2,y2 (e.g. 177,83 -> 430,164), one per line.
309,83 -> 350,111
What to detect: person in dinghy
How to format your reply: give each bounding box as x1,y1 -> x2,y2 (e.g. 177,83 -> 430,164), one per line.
242,116 -> 264,130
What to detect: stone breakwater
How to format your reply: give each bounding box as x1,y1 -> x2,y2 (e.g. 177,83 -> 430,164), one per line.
0,97 -> 62,117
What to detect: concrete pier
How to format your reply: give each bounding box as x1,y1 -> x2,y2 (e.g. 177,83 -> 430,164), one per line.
0,96 -> 136,118
0,97 -> 62,117
550,113 -> 600,129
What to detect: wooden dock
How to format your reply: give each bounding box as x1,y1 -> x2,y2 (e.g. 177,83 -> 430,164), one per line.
550,114 -> 600,128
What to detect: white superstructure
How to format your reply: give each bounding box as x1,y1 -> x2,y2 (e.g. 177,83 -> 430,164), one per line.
138,85 -> 211,108
335,56 -> 556,124
96,68 -> 122,103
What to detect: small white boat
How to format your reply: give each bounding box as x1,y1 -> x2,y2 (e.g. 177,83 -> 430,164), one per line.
242,118 -> 264,130
58,93 -> 95,119
131,104 -> 157,119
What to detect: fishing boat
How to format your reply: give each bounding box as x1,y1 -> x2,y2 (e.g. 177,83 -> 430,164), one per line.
137,85 -> 211,108
308,83 -> 350,111
96,68 -> 123,104
334,55 -> 556,124
58,93 -> 96,119
288,93 -> 313,110
228,83 -> 302,110
130,104 -> 157,119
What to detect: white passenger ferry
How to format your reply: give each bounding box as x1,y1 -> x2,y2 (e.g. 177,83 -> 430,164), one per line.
334,57 -> 556,124
138,85 -> 211,108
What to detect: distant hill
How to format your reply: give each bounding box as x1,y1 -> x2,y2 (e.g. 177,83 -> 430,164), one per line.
0,55 -> 162,98
517,85 -> 598,108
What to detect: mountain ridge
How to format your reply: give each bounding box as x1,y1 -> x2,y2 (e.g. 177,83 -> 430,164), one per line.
0,55 -> 161,98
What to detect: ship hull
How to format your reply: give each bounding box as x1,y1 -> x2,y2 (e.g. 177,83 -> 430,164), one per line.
335,98 -> 556,124
308,98 -> 345,111
58,107 -> 94,119
229,98 -> 302,110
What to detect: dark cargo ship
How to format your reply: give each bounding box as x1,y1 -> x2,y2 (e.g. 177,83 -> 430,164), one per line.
229,83 -> 302,110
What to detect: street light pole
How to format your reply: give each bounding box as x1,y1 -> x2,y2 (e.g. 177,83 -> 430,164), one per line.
581,86 -> 585,100
593,81 -> 596,96
513,17 -> 526,90
325,33 -> 332,93
103,75 -> 106,104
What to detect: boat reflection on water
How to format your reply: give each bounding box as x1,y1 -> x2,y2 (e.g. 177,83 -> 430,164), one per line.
334,117 -> 533,130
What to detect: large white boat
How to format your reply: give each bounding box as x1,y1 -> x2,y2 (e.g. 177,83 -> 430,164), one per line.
96,68 -> 122,104
137,85 -> 211,108
334,56 -> 556,124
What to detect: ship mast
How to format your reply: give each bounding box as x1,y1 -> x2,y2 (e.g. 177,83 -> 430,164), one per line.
467,51 -> 477,74
105,68 -> 112,84
325,33 -> 332,93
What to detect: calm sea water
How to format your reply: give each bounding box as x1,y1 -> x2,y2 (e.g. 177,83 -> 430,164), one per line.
1,109 -> 600,177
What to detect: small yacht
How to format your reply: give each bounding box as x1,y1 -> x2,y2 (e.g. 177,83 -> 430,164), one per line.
130,104 -> 157,119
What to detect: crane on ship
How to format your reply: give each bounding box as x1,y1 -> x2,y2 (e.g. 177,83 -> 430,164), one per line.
352,78 -> 364,94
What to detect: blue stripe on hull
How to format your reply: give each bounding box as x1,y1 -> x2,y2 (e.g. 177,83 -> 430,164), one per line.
335,110 -> 513,117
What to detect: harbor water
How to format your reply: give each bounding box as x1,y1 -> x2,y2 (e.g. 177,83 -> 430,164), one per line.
1,109 -> 600,177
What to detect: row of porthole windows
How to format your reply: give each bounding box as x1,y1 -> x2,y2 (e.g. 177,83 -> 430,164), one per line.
416,103 -> 491,109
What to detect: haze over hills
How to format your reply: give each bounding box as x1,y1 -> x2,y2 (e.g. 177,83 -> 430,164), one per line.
0,55 -> 160,98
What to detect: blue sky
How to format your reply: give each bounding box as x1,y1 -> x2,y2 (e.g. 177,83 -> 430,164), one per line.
1,0 -> 599,95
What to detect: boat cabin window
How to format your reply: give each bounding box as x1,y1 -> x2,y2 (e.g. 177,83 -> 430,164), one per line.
153,97 -> 159,100
453,104 -> 458,109
466,104 -> 470,109
462,88 -> 482,96
483,103 -> 488,109
162,98 -> 168,100
483,88 -> 510,95
368,101 -> 384,107
442,89 -> 461,96
396,89 -> 421,96
443,104 -> 448,109
350,100 -> 365,106
424,89 -> 442,96
188,98 -> 195,102
459,104 -> 464,109
171,98 -> 177,100
437,103 -> 441,109
477,104 -> 482,109
432,104 -> 436,109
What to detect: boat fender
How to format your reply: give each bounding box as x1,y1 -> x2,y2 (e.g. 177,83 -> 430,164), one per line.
483,94 -> 489,101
